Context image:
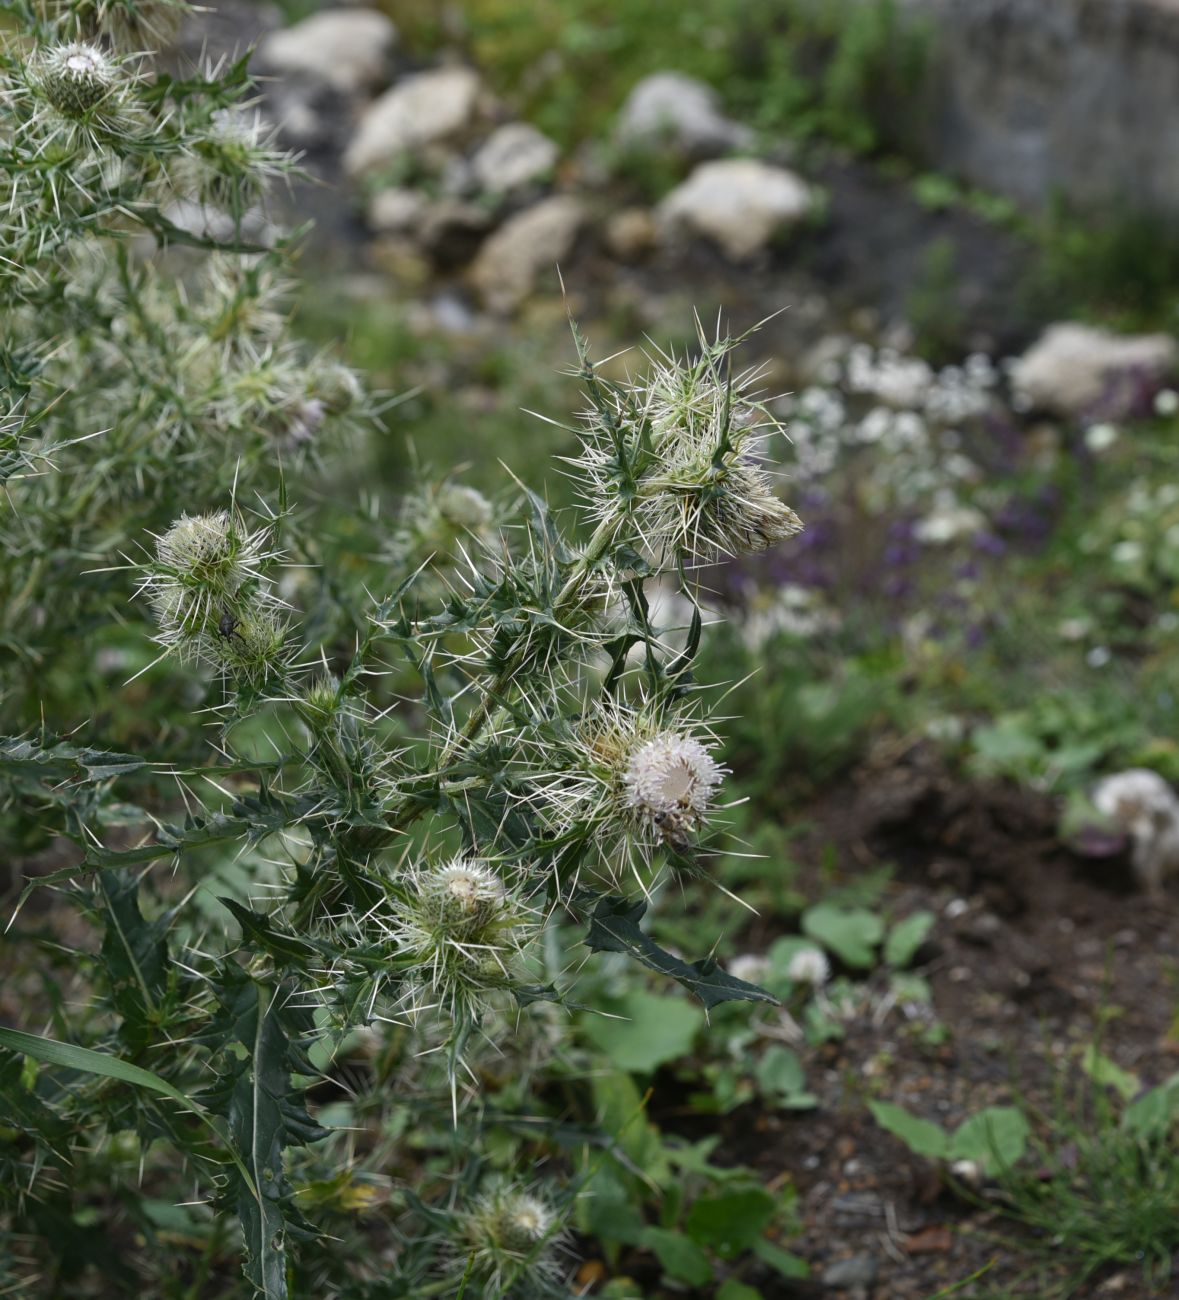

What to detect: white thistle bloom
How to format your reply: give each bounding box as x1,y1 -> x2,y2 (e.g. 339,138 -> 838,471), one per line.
529,699 -> 727,886
623,730 -> 723,844
1155,388 -> 1179,416
384,858 -> 536,1021
1092,769 -> 1179,894
786,946 -> 830,986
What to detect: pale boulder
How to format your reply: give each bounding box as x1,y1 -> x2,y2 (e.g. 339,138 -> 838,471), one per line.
657,158 -> 814,260
472,122 -> 559,193
259,9 -> 397,94
470,196 -> 585,311
345,66 -> 482,176
615,72 -> 751,159
1011,323 -> 1178,416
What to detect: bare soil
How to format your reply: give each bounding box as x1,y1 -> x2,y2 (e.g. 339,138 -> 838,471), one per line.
625,744 -> 1179,1298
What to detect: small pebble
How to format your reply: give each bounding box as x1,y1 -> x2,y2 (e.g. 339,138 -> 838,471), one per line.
822,1254 -> 879,1289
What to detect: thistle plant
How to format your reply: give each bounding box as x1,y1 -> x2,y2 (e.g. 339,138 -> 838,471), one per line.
0,3 -> 805,1296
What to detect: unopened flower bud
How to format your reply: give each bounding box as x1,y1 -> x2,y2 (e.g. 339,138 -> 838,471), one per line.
435,483 -> 494,532
32,43 -> 119,117
457,1185 -> 566,1292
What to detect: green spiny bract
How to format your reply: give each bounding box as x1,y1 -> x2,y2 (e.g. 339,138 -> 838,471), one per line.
569,317 -> 804,561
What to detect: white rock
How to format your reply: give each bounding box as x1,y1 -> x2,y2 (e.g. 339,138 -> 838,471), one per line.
367,186 -> 426,234
470,196 -> 585,311
472,122 -> 559,193
1010,323 -> 1178,416
1092,768 -> 1179,894
656,158 -> 814,260
345,66 -> 482,176
615,71 -> 751,158
259,9 -> 396,94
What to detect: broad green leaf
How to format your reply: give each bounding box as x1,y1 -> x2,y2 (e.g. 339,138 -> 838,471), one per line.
1123,1074 -> 1179,1137
754,1045 -> 816,1108
576,1166 -> 645,1248
1080,1045 -> 1140,1102
802,904 -> 884,969
753,1237 -> 810,1278
884,911 -> 934,967
685,1186 -> 775,1259
718,1281 -> 763,1300
591,1070 -> 669,1183
641,1227 -> 713,1286
868,1100 -> 949,1159
949,1106 -> 1029,1172
580,992 -> 704,1074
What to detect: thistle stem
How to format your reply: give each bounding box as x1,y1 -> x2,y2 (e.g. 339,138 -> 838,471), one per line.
386,516 -> 618,832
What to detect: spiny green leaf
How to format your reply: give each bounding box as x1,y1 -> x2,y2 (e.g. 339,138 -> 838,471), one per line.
581,893 -> 776,1008
0,1025 -> 257,1196
99,871 -> 170,1051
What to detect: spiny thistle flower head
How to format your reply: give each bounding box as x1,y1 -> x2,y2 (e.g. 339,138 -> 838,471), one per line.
531,698 -> 726,884
384,858 -> 536,1021
786,946 -> 830,986
183,100 -> 291,211
154,509 -> 268,598
30,41 -> 124,118
622,729 -> 723,844
210,603 -> 290,686
137,510 -> 287,677
571,324 -> 803,562
390,479 -> 497,570
456,1184 -> 567,1294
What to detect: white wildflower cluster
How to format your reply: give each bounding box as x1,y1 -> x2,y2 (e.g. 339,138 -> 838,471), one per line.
778,341 -> 998,534
572,325 -> 803,562
454,1184 -> 568,1295
382,858 -> 537,1022
741,583 -> 841,649
786,945 -> 830,986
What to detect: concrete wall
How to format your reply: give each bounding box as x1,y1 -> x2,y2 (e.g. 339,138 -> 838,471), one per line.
908,0 -> 1179,216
